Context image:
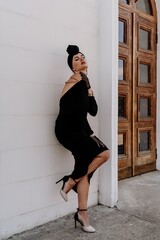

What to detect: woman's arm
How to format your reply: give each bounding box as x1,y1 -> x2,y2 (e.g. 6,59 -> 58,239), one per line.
88,89 -> 98,116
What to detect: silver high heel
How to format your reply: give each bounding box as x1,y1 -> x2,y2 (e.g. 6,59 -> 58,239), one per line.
56,176 -> 77,202
56,175 -> 70,202
74,208 -> 95,233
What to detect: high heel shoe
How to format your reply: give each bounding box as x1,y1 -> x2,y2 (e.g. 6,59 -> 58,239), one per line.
74,208 -> 95,233
56,176 -> 77,202
56,175 -> 70,202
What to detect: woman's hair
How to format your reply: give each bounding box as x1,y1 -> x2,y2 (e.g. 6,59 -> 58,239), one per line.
66,45 -> 80,71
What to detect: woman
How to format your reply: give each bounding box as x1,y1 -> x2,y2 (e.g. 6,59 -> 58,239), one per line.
55,45 -> 110,233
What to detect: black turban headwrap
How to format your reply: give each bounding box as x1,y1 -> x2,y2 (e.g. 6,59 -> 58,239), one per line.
66,45 -> 81,71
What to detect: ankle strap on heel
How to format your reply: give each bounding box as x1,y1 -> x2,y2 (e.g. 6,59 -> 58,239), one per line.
77,208 -> 87,211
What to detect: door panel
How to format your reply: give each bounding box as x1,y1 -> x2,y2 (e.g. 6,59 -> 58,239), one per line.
133,14 -> 157,176
118,8 -> 132,179
118,0 -> 157,180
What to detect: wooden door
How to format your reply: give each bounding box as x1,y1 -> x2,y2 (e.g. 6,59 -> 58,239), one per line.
118,0 -> 157,180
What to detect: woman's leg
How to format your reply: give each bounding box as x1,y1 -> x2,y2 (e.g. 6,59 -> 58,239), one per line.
75,150 -> 110,226
63,150 -> 110,193
77,175 -> 90,226
87,150 -> 110,175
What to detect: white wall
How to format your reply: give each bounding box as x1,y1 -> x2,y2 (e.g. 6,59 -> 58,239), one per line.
0,0 -> 99,238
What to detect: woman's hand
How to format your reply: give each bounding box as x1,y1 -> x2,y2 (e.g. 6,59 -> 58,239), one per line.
80,72 -> 91,89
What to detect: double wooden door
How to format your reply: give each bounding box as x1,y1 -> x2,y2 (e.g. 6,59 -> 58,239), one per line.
118,0 -> 157,180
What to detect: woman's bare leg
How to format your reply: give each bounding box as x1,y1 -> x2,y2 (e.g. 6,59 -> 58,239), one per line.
77,176 -> 90,226
87,150 -> 110,175
63,150 -> 110,193
75,150 -> 110,226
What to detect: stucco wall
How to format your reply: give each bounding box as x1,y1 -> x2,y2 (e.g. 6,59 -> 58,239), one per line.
0,0 -> 99,238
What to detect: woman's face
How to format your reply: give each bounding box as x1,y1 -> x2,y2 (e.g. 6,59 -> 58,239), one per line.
72,53 -> 88,73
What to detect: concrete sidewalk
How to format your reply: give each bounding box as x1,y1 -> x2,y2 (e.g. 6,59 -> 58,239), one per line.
6,171 -> 160,240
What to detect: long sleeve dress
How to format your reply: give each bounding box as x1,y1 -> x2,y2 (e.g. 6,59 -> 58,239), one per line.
55,78 -> 108,184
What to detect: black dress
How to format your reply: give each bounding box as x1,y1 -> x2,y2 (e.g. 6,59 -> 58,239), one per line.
55,79 -> 108,183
